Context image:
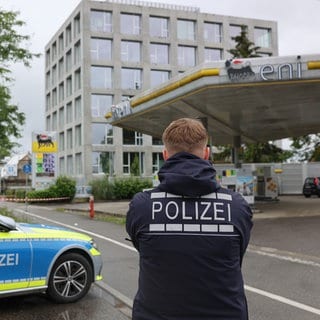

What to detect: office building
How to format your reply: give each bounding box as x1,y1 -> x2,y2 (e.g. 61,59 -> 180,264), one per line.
44,0 -> 278,185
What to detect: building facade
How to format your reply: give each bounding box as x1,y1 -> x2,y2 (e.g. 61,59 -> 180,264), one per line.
44,0 -> 278,185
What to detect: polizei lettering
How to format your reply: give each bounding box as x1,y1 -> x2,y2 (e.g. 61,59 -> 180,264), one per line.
152,201 -> 232,222
0,253 -> 19,266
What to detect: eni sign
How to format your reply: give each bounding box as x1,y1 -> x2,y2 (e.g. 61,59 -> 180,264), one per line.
225,57 -> 303,82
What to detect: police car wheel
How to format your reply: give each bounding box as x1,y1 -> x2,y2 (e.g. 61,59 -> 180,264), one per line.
47,252 -> 93,303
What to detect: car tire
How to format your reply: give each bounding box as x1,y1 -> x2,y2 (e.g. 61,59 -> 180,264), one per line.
304,194 -> 311,198
47,252 -> 93,303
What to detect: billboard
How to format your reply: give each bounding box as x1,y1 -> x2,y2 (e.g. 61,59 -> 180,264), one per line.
32,132 -> 57,153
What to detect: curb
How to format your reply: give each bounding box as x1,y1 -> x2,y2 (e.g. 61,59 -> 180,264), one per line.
95,282 -> 133,319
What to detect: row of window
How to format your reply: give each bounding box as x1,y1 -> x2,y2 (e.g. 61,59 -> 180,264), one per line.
90,10 -> 271,48
58,151 -> 163,176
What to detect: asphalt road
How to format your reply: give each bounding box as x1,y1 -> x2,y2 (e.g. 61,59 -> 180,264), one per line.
1,198 -> 320,320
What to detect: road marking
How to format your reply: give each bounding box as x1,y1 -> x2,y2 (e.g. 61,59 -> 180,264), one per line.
16,208 -> 320,316
15,209 -> 137,252
248,245 -> 320,268
245,285 -> 320,316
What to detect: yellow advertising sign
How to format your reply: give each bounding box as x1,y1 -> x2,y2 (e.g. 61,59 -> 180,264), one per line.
32,132 -> 57,153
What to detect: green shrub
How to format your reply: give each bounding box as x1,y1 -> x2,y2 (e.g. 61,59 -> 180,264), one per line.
15,190 -> 26,199
89,177 -> 115,200
26,175 -> 76,201
113,177 -> 152,199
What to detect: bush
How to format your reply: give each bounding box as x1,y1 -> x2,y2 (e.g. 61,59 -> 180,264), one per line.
90,177 -> 115,200
26,175 -> 76,201
89,176 -> 152,200
113,177 -> 152,200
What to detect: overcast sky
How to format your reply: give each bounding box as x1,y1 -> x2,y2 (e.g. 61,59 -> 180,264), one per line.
1,0 -> 320,153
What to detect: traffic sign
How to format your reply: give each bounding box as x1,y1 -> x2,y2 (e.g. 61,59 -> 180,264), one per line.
23,164 -> 32,174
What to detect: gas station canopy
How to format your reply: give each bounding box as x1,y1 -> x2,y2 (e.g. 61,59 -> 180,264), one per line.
106,54 -> 320,146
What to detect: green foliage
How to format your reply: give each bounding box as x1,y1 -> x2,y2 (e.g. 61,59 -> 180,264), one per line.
228,25 -> 261,58
290,134 -> 320,162
90,176 -> 152,200
113,177 -> 152,199
130,154 -> 140,176
90,177 -> 115,200
0,9 -> 40,160
26,175 -> 76,201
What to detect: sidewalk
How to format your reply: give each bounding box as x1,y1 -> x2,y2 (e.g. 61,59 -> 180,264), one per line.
58,195 -> 320,219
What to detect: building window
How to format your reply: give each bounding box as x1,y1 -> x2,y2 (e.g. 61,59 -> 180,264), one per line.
121,13 -> 141,35
66,24 -> 72,46
90,10 -> 112,33
58,58 -> 64,79
152,137 -> 163,145
92,151 -> 114,174
91,94 -> 113,117
150,43 -> 169,64
121,41 -> 141,63
66,76 -> 72,96
74,41 -> 81,64
204,22 -> 222,43
52,42 -> 57,61
177,19 -> 195,41
74,14 -> 81,37
75,124 -> 82,146
52,65 -> 57,86
58,33 -> 64,55
150,70 -> 170,87
52,112 -> 57,130
123,128 -> 143,145
178,46 -> 196,67
58,82 -> 64,102
75,96 -> 82,120
52,88 -> 57,106
67,155 -> 73,175
67,128 -> 73,149
92,123 -> 107,144
149,16 -> 168,38
204,48 -> 222,62
59,107 -> 65,129
59,132 -> 65,151
46,94 -> 51,111
121,68 -> 141,90
46,116 -> 51,131
75,153 -> 82,175
75,68 -> 81,91
59,157 -> 65,175
46,49 -> 50,68
91,38 -> 112,61
105,124 -> 113,145
66,50 -> 72,73
66,102 -> 73,123
254,27 -> 271,48
152,152 -> 164,173
123,152 -> 144,175
46,71 -> 50,90
91,66 -> 112,89
229,24 -> 243,46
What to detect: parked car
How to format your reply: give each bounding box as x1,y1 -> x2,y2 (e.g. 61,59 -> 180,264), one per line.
302,177 -> 320,197
0,215 -> 103,303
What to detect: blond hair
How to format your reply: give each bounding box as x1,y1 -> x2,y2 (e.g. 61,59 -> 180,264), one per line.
162,118 -> 208,155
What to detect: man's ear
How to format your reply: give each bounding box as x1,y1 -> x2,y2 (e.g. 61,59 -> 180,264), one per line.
163,149 -> 169,160
204,146 -> 210,160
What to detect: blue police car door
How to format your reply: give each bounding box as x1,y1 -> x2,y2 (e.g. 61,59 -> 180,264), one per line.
0,229 -> 32,292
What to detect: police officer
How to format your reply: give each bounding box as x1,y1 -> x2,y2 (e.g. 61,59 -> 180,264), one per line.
126,118 -> 253,320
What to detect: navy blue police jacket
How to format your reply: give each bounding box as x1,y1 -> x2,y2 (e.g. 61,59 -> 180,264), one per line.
126,152 -> 253,320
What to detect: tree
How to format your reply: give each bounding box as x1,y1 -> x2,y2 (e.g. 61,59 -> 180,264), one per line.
290,134 -> 320,162
228,25 -> 261,58
0,9 -> 40,159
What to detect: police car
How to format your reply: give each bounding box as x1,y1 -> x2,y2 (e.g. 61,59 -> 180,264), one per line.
0,214 -> 103,303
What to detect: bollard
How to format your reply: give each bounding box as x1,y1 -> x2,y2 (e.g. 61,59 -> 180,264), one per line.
89,195 -> 94,219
